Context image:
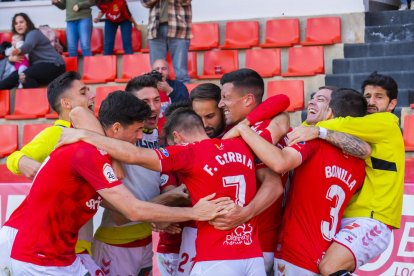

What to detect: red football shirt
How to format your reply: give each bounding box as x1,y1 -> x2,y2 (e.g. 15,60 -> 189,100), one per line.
155,138 -> 262,262
11,142 -> 122,266
275,139 -> 365,273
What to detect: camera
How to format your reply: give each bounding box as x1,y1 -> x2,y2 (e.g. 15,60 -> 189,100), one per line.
149,70 -> 163,82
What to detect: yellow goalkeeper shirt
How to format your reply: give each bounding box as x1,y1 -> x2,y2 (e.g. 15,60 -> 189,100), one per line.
317,112 -> 405,228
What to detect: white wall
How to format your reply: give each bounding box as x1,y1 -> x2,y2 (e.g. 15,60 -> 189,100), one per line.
0,0 -> 365,31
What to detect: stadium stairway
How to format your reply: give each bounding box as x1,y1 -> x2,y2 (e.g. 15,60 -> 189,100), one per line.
325,9 -> 414,120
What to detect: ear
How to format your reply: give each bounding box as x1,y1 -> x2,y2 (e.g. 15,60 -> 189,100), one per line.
244,93 -> 255,107
111,122 -> 122,134
326,107 -> 334,120
387,99 -> 397,112
60,97 -> 71,110
172,130 -> 183,144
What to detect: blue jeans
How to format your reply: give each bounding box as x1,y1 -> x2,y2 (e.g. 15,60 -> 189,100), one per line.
66,17 -> 92,57
104,20 -> 133,55
148,24 -> 190,83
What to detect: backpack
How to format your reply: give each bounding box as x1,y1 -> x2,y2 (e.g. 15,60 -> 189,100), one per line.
38,25 -> 64,54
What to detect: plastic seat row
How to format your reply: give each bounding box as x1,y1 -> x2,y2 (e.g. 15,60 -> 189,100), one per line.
404,114 -> 414,151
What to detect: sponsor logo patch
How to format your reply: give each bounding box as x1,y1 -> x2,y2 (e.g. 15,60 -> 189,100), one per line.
160,174 -> 169,186
159,147 -> 169,157
103,163 -> 118,183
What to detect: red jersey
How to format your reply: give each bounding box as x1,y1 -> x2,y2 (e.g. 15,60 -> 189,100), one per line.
11,142 -> 122,266
275,139 -> 365,273
98,0 -> 132,23
157,90 -> 171,134
155,138 -> 262,262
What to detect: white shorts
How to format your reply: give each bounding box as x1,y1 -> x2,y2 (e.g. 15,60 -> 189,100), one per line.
176,227 -> 197,276
274,258 -> 318,276
0,226 -> 17,276
191,257 -> 265,276
11,255 -> 88,276
333,217 -> 392,269
263,252 -> 274,275
77,253 -> 104,276
92,239 -> 153,276
157,252 -> 179,276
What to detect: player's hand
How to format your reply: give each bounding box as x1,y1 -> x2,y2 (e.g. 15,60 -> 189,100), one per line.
73,4 -> 79,11
164,184 -> 190,201
111,159 -> 125,180
51,0 -> 60,4
222,120 -> 249,139
93,17 -> 99,24
151,222 -> 182,234
209,205 -> 251,230
56,128 -> 86,148
192,193 -> 235,221
287,125 -> 319,146
18,156 -> 42,180
133,22 -> 141,31
157,81 -> 173,96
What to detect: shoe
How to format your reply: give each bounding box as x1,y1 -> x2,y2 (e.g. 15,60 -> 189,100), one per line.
399,3 -> 408,10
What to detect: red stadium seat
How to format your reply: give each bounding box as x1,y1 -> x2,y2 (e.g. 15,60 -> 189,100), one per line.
410,103 -> 414,108
0,32 -> 13,43
0,124 -> 18,157
403,115 -> 414,151
167,52 -> 198,79
45,112 -> 59,119
82,55 -> 117,84
199,50 -> 238,79
0,164 -> 31,183
22,123 -> 52,147
302,17 -> 341,45
221,21 -> 259,49
115,54 -> 151,83
63,56 -> 78,72
185,83 -> 201,94
267,80 -> 304,112
78,28 -> 103,55
94,85 -> 126,115
405,158 -> 414,183
55,29 -> 67,48
113,28 -> 142,54
260,19 -> 300,48
282,46 -> 324,77
5,88 -> 49,119
0,90 -> 10,117
141,46 -> 149,53
190,23 -> 219,51
245,48 -> 281,78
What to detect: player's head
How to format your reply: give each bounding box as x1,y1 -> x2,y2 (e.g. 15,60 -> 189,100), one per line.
329,88 -> 367,118
219,69 -> 264,126
47,71 -> 95,118
361,72 -> 398,114
126,74 -> 160,130
305,86 -> 337,125
98,91 -> 151,144
163,107 -> 207,145
190,83 -> 225,138
152,59 -> 169,81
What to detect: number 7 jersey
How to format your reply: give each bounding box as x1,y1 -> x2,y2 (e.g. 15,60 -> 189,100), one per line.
155,138 -> 263,262
275,139 -> 366,273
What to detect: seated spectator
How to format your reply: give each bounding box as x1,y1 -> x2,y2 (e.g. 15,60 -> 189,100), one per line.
5,34 -> 29,88
0,42 -> 15,81
0,13 -> 65,89
94,0 -> 140,55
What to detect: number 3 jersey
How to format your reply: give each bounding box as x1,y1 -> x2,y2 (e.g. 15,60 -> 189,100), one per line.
275,139 -> 365,273
155,138 -> 262,262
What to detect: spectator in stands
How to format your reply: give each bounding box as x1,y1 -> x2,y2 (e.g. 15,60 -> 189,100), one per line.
52,0 -> 94,56
94,0 -> 140,55
5,34 -> 29,88
0,13 -> 65,89
0,41 -> 14,81
399,0 -> 413,10
141,0 -> 192,84
190,83 -> 226,138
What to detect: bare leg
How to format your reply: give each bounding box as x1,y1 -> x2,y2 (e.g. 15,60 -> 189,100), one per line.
318,241 -> 355,276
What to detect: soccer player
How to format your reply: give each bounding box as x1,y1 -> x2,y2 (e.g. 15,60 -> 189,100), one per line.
58,107 -> 268,275
231,88 -> 368,275
288,72 -> 405,275
9,92 -> 232,275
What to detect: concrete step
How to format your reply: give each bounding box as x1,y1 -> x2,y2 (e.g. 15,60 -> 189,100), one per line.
365,23 -> 414,43
344,41 -> 414,58
325,71 -> 414,90
332,55 -> 414,74
365,10 -> 414,26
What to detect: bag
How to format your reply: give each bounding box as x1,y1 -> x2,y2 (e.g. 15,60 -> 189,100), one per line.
38,25 -> 64,54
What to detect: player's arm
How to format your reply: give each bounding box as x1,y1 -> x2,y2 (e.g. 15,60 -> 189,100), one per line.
98,184 -> 233,222
287,125 -> 371,159
70,106 -> 105,135
150,184 -> 190,206
267,112 -> 290,144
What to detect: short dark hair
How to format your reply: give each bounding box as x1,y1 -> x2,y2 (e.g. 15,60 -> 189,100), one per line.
164,100 -> 191,118
318,85 -> 338,92
220,69 -> 264,103
163,107 -> 204,144
125,74 -> 158,94
190,83 -> 221,103
98,91 -> 151,129
329,88 -> 367,118
361,72 -> 398,101
47,71 -> 81,114
12,13 -> 36,36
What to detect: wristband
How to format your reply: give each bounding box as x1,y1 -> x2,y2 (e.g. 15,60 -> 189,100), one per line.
318,127 -> 327,139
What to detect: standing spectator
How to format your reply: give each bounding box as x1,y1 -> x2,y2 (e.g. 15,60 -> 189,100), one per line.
399,0 -> 413,10
52,0 -> 93,57
141,0 -> 192,83
94,0 -> 140,55
0,13 -> 65,89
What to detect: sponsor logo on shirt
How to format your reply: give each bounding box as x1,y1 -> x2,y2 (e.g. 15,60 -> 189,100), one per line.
223,223 -> 253,246
103,163 -> 118,183
86,196 -> 102,210
160,173 -> 169,186
159,147 -> 169,157
214,143 -> 224,151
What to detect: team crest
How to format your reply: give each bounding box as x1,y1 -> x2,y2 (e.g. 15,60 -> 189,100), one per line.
160,174 -> 169,186
103,163 -> 118,183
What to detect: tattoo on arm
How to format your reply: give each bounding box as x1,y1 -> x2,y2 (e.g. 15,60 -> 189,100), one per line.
325,130 -> 370,159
